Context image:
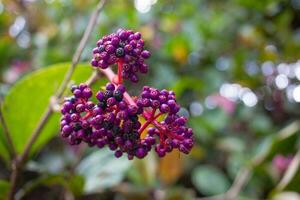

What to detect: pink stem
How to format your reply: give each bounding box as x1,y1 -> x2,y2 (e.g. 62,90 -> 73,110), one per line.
153,113 -> 162,120
139,120 -> 152,135
138,109 -> 156,134
98,68 -> 136,106
149,116 -> 184,141
117,60 -> 123,85
82,111 -> 92,120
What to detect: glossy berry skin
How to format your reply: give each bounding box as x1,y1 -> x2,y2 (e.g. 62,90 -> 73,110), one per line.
60,84 -> 94,146
91,29 -> 151,83
136,86 -> 194,156
61,84 -> 194,159
91,84 -> 153,159
60,29 -> 194,160
61,84 -> 155,159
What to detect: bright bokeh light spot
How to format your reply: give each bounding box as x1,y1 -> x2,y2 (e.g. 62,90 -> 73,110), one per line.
295,63 -> 300,80
275,74 -> 289,90
245,61 -> 259,75
292,85 -> 300,102
277,63 -> 290,76
286,85 -> 296,102
261,61 -> 274,76
17,31 -> 30,48
190,101 -> 203,116
9,16 -> 26,38
220,83 -> 241,101
238,87 -> 250,99
204,96 -> 217,109
241,91 -> 258,107
134,0 -> 157,13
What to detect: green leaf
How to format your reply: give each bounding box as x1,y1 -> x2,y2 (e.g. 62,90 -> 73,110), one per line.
0,127 -> 10,164
216,137 -> 246,153
249,114 -> 273,135
0,179 -> 10,200
172,76 -> 203,98
192,165 -> 230,195
76,148 -> 132,193
127,151 -> 156,186
15,174 -> 84,199
1,63 -> 105,159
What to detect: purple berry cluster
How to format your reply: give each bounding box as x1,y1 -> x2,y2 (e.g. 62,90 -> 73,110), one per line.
136,86 -> 180,114
93,83 -> 154,159
60,83 -> 156,159
136,86 -> 194,157
60,29 -> 194,160
60,83 -> 94,145
91,28 -> 151,83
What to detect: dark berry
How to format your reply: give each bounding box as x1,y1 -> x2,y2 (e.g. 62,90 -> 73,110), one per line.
113,90 -> 123,101
115,48 -> 125,57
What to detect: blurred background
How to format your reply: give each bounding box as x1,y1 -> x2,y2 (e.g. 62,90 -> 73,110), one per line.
1,0 -> 300,199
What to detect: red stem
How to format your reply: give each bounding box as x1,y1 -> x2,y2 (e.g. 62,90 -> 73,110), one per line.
82,110 -> 92,120
98,67 -> 184,141
98,68 -> 136,106
117,60 -> 123,85
165,131 -> 184,140
150,117 -> 184,140
159,130 -> 164,145
138,109 -> 157,134
138,120 -> 152,135
153,113 -> 162,120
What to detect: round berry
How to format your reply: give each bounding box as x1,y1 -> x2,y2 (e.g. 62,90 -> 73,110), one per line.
115,48 -> 125,57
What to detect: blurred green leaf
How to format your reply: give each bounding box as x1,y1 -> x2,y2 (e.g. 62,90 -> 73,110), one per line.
76,148 -> 132,193
0,127 -> 10,164
0,180 -> 10,200
251,135 -> 275,161
226,153 -> 247,179
172,76 -> 203,98
192,165 -> 230,195
16,174 -> 84,198
216,137 -> 246,153
249,114 -> 273,135
127,151 -> 156,187
190,108 -> 230,142
1,63 -> 101,158
26,148 -> 77,174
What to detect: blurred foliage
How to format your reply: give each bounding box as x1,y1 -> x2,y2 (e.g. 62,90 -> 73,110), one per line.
0,0 -> 300,199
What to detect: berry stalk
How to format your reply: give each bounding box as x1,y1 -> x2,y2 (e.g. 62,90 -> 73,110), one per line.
138,108 -> 156,134
98,68 -> 136,106
61,29 -> 194,160
117,60 -> 123,85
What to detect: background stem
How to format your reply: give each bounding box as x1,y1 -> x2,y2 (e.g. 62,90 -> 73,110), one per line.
0,106 -> 16,159
7,1 -> 107,199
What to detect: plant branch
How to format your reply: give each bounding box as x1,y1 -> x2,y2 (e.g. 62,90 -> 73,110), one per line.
8,1 -> 106,199
225,167 -> 252,200
197,120 -> 300,200
274,149 -> 300,192
98,68 -> 136,106
85,70 -> 102,86
18,0 -> 106,167
0,105 -> 16,159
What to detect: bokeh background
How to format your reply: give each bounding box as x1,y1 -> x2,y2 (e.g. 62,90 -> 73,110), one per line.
1,0 -> 300,199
